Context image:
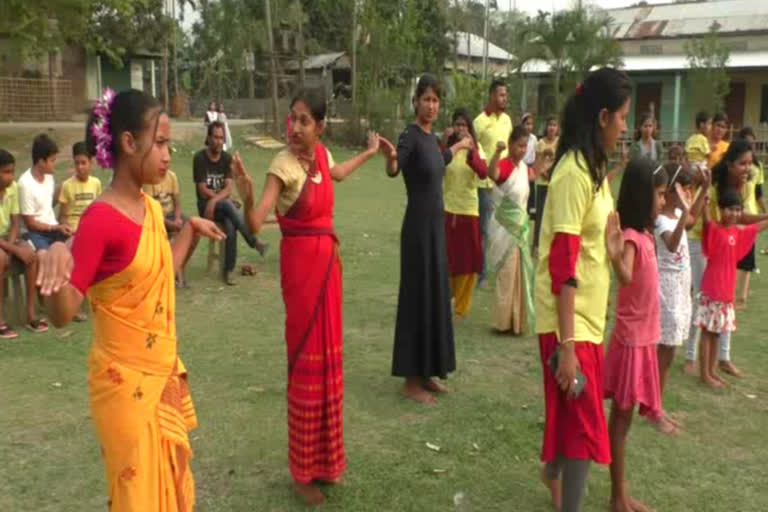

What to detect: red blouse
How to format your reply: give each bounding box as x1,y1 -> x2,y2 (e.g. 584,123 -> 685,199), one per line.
70,202 -> 143,294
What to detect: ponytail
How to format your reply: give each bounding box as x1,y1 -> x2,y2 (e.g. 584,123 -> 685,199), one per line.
553,67 -> 632,190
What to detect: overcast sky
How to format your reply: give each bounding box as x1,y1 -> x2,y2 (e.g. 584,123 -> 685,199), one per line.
180,0 -> 672,32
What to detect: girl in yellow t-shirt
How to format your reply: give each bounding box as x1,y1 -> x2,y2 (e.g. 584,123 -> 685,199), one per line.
535,68 -> 632,512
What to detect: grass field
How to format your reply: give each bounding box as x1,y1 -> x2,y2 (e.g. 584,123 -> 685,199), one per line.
1,123 -> 767,512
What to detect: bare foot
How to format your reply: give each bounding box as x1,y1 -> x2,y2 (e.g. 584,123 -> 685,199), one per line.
423,379 -> 450,393
711,372 -> 729,386
294,482 -> 325,506
610,495 -> 635,512
539,466 -> 562,510
734,299 -> 746,311
701,375 -> 724,389
650,415 -> 680,437
628,496 -> 657,512
663,411 -> 684,429
683,361 -> 699,377
719,360 -> 743,377
402,383 -> 436,405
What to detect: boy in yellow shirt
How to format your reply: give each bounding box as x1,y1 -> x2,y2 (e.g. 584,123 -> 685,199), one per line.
143,169 -> 196,287
0,150 -> 48,337
59,142 -> 102,231
684,111 -> 712,168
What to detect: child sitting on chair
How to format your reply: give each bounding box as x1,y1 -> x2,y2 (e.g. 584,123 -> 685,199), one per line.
0,149 -> 48,336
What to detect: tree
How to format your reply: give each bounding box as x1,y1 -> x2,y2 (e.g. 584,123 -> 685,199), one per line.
685,22 -> 731,114
525,6 -> 622,114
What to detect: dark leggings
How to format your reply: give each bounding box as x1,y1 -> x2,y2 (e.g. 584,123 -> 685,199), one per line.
545,456 -> 591,512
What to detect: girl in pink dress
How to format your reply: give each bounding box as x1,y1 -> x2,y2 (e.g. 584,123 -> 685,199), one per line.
603,158 -> 670,512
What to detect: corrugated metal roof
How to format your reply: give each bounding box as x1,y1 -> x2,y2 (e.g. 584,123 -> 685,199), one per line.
451,31 -> 512,61
521,50 -> 768,73
607,0 -> 768,39
286,52 -> 346,71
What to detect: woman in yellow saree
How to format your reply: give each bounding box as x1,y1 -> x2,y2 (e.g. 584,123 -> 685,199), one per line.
36,89 -> 224,511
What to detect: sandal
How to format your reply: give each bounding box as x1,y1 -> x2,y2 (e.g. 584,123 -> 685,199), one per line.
26,318 -> 49,333
0,323 -> 19,339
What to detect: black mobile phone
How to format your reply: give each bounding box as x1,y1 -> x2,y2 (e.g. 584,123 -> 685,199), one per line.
548,348 -> 587,397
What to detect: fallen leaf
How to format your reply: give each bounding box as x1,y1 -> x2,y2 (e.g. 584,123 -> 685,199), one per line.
425,442 -> 441,452
453,492 -> 465,506
50,382 -> 62,388
248,386 -> 266,393
58,331 -> 74,339
494,425 -> 504,431
432,468 -> 447,474
745,393 -> 757,399
472,443 -> 480,451
521,404 -> 529,410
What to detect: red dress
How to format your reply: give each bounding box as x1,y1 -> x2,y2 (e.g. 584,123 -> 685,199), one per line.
279,142 -> 346,484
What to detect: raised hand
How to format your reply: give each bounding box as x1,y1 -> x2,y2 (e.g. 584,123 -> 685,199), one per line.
496,140 -> 507,154
605,211 -> 624,261
366,131 -> 380,154
189,217 -> 226,241
443,127 -> 454,140
36,242 -> 73,296
698,166 -> 712,188
232,151 -> 254,204
675,182 -> 691,213
457,136 -> 474,151
379,136 -> 397,161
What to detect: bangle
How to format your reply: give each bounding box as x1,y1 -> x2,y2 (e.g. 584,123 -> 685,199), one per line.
559,337 -> 576,346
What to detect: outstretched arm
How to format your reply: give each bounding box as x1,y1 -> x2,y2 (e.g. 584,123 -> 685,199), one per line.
170,217 -> 225,273
36,243 -> 83,327
232,151 -> 282,235
329,132 -> 381,182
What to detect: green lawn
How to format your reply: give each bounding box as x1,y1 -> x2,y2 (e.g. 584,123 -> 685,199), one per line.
0,124 -> 767,511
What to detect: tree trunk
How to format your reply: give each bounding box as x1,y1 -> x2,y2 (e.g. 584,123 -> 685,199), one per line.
265,0 -> 280,136
248,45 -> 255,99
351,0 -> 358,108
171,0 -> 179,97
453,0 -> 459,72
298,2 -> 305,90
482,0 -> 490,79
162,46 -> 169,112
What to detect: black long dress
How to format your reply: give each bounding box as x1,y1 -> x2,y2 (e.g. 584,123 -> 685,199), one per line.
391,123 -> 456,379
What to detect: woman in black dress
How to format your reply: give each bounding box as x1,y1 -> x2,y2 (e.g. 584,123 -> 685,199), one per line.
381,74 -> 473,404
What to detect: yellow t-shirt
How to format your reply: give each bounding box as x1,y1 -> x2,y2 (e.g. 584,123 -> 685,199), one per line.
688,186 -> 706,240
535,137 -> 559,185
143,170 -> 180,217
443,146 -> 486,216
708,177 -> 760,220
708,140 -> 729,169
685,133 -> 710,165
535,151 -> 613,344
0,182 -> 20,238
59,176 -> 102,229
473,111 -> 512,189
268,148 -> 335,215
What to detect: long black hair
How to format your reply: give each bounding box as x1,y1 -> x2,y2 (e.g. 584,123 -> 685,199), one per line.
711,138 -> 753,201
86,89 -> 162,167
446,108 -> 476,147
554,67 -> 632,190
617,157 -> 668,232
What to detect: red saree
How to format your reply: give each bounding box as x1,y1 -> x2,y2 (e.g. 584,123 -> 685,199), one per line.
278,142 -> 346,484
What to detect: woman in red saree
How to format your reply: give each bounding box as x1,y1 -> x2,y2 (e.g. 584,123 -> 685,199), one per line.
233,90 -> 391,506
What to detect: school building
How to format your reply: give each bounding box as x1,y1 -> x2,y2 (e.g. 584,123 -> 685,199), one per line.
521,0 -> 768,142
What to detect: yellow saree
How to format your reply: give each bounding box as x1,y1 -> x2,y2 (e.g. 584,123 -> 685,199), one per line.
86,195 -> 196,511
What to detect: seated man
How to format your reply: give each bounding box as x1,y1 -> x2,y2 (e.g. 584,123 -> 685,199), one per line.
194,121 -> 267,285
59,141 -> 102,232
143,168 -> 195,287
19,134 -> 72,250
0,149 -> 48,336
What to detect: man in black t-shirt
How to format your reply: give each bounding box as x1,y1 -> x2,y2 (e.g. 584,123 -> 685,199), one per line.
193,122 -> 267,284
